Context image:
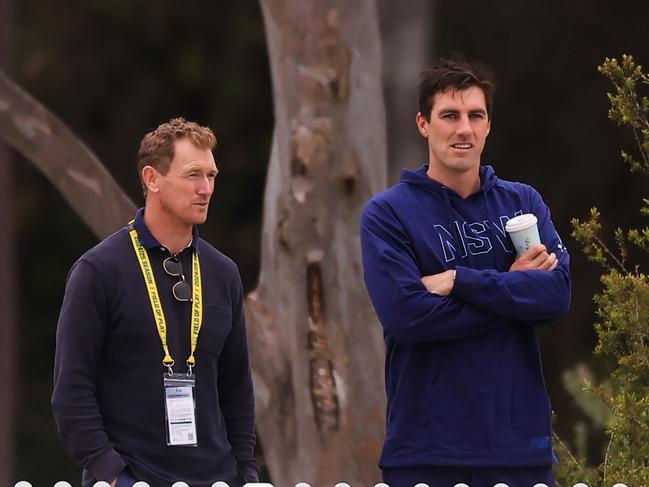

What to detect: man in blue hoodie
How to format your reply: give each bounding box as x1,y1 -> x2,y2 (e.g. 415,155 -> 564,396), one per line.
361,59 -> 571,487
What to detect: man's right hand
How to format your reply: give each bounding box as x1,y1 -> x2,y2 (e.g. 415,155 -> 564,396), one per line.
509,244 -> 558,272
421,269 -> 455,297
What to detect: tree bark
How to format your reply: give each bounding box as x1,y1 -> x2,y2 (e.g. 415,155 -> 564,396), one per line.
378,0 -> 435,184
0,70 -> 135,239
0,0 -> 15,484
247,1 -> 387,484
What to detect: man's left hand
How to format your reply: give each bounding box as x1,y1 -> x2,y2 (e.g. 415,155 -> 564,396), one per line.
509,244 -> 558,272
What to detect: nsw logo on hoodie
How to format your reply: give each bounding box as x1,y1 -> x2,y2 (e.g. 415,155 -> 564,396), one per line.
433,213 -> 521,262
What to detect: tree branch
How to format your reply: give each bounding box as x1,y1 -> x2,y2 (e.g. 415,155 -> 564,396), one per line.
0,69 -> 135,239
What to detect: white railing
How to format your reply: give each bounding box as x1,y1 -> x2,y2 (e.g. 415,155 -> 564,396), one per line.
10,482 -> 632,487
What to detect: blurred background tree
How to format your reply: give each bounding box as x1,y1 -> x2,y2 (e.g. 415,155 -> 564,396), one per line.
3,0 -> 649,484
377,0 -> 433,184
244,0 -> 387,484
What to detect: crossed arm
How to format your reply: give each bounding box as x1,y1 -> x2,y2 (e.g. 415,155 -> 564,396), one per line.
360,196 -> 571,344
422,244 -> 558,296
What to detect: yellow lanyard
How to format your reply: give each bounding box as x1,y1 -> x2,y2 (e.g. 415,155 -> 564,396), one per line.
129,227 -> 203,374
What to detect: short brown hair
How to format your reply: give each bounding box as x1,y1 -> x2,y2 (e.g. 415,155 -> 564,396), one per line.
418,58 -> 496,121
137,117 -> 217,193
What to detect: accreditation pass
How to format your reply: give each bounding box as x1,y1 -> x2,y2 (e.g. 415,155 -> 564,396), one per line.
164,374 -> 198,446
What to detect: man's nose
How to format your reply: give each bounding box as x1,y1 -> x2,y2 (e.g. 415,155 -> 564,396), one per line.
456,115 -> 472,134
196,176 -> 214,195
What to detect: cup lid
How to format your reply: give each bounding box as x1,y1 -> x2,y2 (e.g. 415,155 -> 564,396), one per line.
505,213 -> 538,232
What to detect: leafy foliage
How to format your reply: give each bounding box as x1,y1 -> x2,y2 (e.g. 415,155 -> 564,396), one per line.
559,55 -> 649,486
600,55 -> 649,174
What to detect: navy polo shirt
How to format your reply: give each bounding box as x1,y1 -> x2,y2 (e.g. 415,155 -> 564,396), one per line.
52,208 -> 257,487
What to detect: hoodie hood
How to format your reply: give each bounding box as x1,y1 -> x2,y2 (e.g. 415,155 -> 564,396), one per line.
399,164 -> 497,197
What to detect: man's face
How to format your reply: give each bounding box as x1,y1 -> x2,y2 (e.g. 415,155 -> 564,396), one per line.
416,86 -> 491,176
155,138 -> 218,226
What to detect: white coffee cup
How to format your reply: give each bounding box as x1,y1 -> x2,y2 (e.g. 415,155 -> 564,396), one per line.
505,213 -> 541,256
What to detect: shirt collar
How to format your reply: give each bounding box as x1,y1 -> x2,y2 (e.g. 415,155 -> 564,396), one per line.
132,207 -> 201,254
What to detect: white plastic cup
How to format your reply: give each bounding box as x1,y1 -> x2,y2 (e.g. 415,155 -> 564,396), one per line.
505,213 -> 540,256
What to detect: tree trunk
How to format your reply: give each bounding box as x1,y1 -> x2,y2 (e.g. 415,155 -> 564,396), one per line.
378,0 -> 435,184
246,1 -> 387,484
0,70 -> 135,239
0,0 -> 15,484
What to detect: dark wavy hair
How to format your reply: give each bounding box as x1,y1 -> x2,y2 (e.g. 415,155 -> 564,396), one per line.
418,58 -> 496,120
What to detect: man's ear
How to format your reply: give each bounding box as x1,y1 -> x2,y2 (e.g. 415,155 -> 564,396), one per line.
416,112 -> 429,138
141,166 -> 160,194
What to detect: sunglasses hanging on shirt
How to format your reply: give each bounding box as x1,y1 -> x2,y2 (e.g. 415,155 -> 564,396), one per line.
163,257 -> 193,302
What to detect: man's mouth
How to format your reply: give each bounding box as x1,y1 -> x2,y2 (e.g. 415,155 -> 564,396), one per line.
451,143 -> 473,149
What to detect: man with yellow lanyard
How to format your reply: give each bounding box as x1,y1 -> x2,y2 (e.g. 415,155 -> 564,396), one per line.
52,118 -> 257,487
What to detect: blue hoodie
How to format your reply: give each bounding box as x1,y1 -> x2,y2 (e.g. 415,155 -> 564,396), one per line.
360,164 -> 570,468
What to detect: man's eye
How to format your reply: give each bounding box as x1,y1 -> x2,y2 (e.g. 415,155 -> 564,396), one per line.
442,113 -> 457,119
470,113 -> 484,119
